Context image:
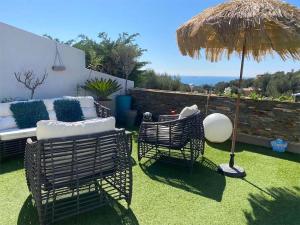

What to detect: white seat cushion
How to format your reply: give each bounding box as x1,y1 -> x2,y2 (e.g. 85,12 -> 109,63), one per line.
36,117 -> 116,140
179,105 -> 198,119
0,128 -> 36,141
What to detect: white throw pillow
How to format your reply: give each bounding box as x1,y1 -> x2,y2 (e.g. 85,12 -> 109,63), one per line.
63,96 -> 95,108
0,116 -> 17,130
82,107 -> 98,119
0,102 -> 13,117
36,117 -> 116,140
179,105 -> 198,119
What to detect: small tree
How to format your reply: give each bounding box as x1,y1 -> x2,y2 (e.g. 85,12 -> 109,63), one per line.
111,44 -> 139,94
14,70 -> 48,99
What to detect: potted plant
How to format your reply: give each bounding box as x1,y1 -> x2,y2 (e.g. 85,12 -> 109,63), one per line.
112,44 -> 139,124
82,78 -> 121,114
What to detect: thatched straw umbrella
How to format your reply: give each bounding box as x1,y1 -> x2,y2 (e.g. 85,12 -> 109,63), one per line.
177,0 -> 300,177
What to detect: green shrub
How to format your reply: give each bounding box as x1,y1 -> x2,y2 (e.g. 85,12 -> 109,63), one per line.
82,78 -> 121,101
137,70 -> 188,91
249,92 -> 263,100
10,101 -> 49,128
277,95 -> 294,102
54,99 -> 84,122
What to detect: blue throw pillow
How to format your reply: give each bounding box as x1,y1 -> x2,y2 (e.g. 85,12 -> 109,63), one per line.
10,101 -> 49,129
54,99 -> 84,122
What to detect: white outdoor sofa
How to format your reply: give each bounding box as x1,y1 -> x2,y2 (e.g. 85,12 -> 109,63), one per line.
0,96 -> 111,161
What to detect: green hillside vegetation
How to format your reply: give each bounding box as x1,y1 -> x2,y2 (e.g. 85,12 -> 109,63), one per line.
214,70 -> 300,99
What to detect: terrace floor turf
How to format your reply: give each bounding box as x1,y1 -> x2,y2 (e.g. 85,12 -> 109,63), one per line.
1,135 -> 300,225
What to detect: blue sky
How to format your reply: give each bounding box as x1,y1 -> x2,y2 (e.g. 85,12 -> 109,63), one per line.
1,0 -> 299,77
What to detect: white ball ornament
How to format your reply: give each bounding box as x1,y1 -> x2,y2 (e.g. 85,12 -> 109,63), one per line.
203,113 -> 233,143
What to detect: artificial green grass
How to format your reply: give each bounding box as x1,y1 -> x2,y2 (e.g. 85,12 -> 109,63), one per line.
0,137 -> 299,225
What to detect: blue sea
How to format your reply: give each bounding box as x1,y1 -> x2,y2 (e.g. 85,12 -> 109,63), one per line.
180,76 -> 236,86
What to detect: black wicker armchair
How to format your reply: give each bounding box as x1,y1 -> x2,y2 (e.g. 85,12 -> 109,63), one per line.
138,111 -> 205,171
0,102 -> 111,161
25,128 -> 132,225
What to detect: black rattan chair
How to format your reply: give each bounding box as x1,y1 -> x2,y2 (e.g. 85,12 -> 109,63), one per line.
25,128 -> 132,225
0,102 -> 110,161
138,111 -> 205,171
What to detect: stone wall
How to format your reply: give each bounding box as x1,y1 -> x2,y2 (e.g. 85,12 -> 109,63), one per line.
130,88 -> 300,152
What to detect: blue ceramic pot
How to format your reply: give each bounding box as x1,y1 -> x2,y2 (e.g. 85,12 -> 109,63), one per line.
116,95 -> 132,123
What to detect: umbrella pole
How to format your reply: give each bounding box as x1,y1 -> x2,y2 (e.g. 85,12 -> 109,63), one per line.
229,42 -> 246,167
218,41 -> 246,178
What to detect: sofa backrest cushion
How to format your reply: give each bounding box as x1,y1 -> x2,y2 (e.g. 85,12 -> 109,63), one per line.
44,96 -> 97,120
63,96 -> 97,119
48,111 -> 57,120
0,102 -> 13,117
0,96 -> 98,130
63,96 -> 95,108
179,105 -> 199,119
81,107 -> 98,119
0,116 -> 17,130
36,117 -> 116,140
10,101 -> 49,129
43,98 -> 58,111
54,99 -> 84,122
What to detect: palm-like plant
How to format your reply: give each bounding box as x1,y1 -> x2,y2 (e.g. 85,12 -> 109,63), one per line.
82,78 -> 122,101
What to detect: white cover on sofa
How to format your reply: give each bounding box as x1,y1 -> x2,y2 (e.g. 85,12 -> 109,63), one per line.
179,105 -> 198,119
36,117 -> 116,140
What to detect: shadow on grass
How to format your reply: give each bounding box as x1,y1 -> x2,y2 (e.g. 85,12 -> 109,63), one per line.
0,157 -> 24,174
244,187 -> 300,225
242,178 -> 276,198
131,157 -> 137,167
18,196 -> 139,225
140,157 -> 226,202
207,141 -> 300,163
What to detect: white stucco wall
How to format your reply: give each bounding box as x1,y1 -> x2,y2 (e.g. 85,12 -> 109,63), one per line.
0,22 -> 134,101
